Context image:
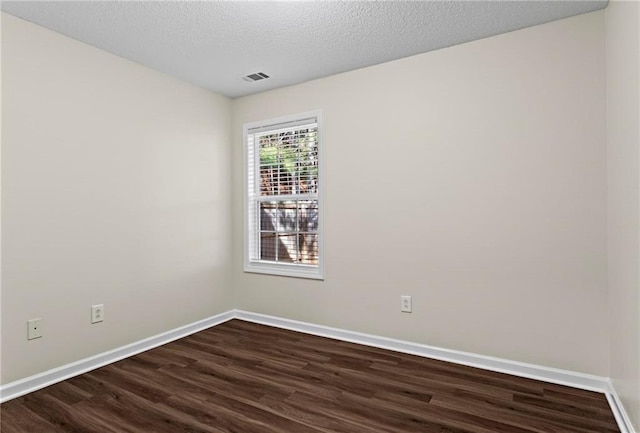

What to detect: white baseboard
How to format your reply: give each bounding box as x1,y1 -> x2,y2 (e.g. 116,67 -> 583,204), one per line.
0,308 -> 634,433
234,310 -> 633,433
606,380 -> 638,433
233,310 -> 610,392
0,310 -> 234,403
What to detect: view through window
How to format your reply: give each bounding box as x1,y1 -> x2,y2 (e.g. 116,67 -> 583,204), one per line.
245,112 -> 322,279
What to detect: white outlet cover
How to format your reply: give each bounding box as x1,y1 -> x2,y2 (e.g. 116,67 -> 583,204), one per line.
27,318 -> 43,340
401,295 -> 412,313
91,304 -> 104,324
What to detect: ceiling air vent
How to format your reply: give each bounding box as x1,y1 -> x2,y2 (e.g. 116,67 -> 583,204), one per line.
242,72 -> 270,82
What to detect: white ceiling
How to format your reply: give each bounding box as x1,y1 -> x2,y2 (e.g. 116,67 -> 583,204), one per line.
1,1 -> 607,99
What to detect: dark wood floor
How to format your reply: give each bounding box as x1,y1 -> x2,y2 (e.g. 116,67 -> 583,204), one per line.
1,320 -> 620,433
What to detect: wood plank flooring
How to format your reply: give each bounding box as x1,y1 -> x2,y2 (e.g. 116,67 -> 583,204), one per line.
1,319 -> 620,432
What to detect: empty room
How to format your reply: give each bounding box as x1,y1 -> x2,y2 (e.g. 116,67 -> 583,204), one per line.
1,1 -> 638,432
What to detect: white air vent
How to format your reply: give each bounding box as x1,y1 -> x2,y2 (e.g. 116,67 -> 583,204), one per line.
242,72 -> 270,82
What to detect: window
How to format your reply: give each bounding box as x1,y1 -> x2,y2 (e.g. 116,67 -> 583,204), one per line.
244,111 -> 323,279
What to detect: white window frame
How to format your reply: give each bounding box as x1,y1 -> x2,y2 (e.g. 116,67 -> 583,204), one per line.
243,110 -> 324,280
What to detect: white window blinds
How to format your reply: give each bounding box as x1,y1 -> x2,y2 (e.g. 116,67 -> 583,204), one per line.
245,112 -> 323,279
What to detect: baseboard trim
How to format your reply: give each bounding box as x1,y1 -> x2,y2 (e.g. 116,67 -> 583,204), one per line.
606,380 -> 637,433
234,310 -> 635,433
233,310 -> 610,392
1,308 -> 634,433
0,310 -> 235,403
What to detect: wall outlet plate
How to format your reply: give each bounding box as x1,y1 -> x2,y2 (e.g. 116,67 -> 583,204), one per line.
27,318 -> 43,340
91,304 -> 104,324
401,295 -> 412,313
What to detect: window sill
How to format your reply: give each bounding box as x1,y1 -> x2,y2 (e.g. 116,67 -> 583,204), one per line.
244,261 -> 324,280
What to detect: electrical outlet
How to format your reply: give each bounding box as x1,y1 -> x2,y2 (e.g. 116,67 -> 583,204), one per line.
27,318 -> 43,340
400,295 -> 412,313
91,304 -> 104,324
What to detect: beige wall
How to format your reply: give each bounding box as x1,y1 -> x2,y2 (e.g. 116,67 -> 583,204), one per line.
2,5 -> 628,405
1,13 -> 233,383
232,11 -> 609,376
606,1 -> 640,430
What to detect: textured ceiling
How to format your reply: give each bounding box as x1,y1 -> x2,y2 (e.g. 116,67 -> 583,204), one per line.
1,1 -> 607,98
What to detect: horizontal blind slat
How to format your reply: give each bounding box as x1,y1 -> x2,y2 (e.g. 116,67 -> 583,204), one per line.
255,194 -> 317,201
